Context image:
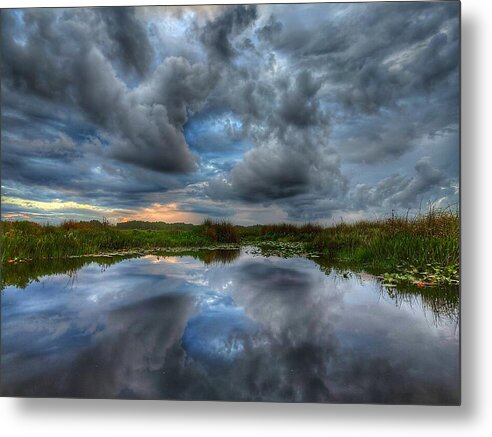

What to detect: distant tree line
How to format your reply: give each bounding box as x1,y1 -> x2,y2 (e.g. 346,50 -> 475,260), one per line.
115,221 -> 195,230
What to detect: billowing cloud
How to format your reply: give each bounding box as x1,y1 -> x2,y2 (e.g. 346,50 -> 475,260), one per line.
2,7 -> 217,173
199,5 -> 258,61
350,157 -> 452,211
99,7 -> 154,77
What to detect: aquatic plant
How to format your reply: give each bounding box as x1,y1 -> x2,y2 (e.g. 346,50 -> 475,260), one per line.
381,263 -> 459,287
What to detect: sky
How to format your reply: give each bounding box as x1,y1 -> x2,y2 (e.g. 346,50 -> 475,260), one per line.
0,2 -> 460,225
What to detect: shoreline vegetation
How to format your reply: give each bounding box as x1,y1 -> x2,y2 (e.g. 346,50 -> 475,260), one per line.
1,209 -> 459,287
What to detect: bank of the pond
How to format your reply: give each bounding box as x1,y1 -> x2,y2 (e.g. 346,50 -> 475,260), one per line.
1,210 -> 459,286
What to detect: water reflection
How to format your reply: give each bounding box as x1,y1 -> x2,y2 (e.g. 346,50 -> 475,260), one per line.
1,249 -> 241,292
1,250 -> 459,404
1,255 -> 129,290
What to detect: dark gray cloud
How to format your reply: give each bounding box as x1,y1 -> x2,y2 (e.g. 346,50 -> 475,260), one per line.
255,14 -> 283,43
2,7 -> 217,174
199,5 -> 258,61
98,7 -> 154,77
263,2 -> 459,112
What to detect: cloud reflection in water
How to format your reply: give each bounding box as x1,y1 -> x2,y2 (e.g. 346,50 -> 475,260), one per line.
1,252 -> 459,404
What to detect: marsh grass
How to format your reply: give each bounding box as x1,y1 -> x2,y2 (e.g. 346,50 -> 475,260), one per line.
1,220 -> 211,262
310,208 -> 459,270
201,219 -> 239,244
1,209 -> 459,284
259,223 -> 323,241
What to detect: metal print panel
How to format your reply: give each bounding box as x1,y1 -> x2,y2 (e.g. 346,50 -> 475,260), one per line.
0,2 -> 460,404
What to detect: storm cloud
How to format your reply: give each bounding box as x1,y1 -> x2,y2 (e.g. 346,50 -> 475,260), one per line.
1,3 -> 460,224
2,7 -> 217,173
199,4 -> 258,61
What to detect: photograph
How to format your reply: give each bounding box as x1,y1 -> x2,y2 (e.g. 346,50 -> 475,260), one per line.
1,1 -> 460,405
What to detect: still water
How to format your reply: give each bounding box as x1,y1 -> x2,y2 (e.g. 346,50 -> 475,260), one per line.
1,249 -> 460,404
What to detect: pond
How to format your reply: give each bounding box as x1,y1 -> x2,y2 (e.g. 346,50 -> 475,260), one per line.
1,249 -> 460,404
